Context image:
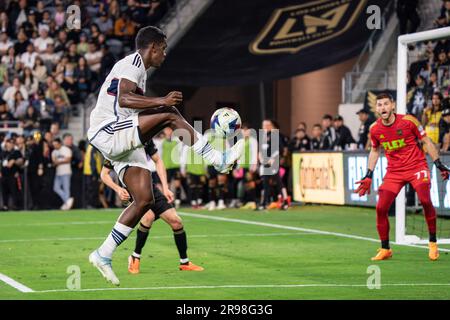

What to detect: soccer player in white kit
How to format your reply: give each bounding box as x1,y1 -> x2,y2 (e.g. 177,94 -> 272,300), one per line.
87,26 -> 243,285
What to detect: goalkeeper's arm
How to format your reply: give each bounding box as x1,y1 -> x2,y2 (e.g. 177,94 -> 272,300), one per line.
354,146 -> 380,196
422,136 -> 450,180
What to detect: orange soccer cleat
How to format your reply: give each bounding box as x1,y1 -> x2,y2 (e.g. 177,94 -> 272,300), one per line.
428,242 -> 439,261
179,262 -> 204,271
128,255 -> 141,274
371,248 -> 393,261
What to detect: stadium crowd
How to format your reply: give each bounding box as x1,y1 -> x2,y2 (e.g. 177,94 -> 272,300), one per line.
1,0 -> 450,212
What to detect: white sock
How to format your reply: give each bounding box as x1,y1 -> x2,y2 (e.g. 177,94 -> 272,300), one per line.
132,252 -> 141,259
192,132 -> 222,166
180,258 -> 189,264
98,222 -> 133,259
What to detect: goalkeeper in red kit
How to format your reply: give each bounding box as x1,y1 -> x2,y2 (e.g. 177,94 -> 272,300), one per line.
355,92 -> 450,261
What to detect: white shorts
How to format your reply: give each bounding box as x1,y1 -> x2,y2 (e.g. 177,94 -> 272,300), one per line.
89,115 -> 144,161
111,148 -> 151,185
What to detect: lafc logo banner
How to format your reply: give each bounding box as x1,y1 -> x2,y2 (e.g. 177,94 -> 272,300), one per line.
250,0 -> 367,55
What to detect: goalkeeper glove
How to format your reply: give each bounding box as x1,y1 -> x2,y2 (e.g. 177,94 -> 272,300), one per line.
435,159 -> 450,180
355,169 -> 373,196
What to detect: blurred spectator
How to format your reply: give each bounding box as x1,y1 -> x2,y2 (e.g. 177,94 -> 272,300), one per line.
288,129 -> 310,152
356,109 -> 373,150
32,89 -> 54,131
99,44 -> 115,84
11,0 -> 29,30
321,114 -> 336,149
114,12 -> 136,46
54,29 -> 68,53
54,3 -> 66,28
408,75 -> 427,119
85,41 -> 102,74
0,31 -> 13,55
1,138 -> 23,210
422,92 -> 443,144
14,29 -> 30,55
333,115 -> 355,150
26,131 -> 44,209
50,122 -> 61,139
74,57 -> 92,101
76,33 -> 89,56
311,124 -> 323,150
53,95 -> 69,129
0,12 -> 13,36
89,24 -> 101,43
51,137 -> 73,210
10,91 -> 28,119
1,47 -> 17,71
0,98 -> 14,121
63,133 -> 83,208
46,80 -> 69,106
20,42 -> 37,69
441,0 -> 450,22
397,0 -> 420,35
21,9 -> 38,38
40,42 -> 60,67
3,76 -> 29,101
95,12 -> 114,35
0,60 -> 8,94
440,107 -> 450,151
21,105 -> 40,136
33,56 -> 47,83
21,66 -> 38,95
33,24 -> 53,54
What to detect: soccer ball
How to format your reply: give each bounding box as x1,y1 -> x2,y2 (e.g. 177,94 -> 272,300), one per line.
210,107 -> 242,137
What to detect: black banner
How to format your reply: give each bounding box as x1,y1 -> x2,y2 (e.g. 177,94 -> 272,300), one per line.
152,0 -> 390,86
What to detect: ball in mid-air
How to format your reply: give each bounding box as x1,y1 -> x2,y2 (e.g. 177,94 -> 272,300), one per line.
210,107 -> 242,137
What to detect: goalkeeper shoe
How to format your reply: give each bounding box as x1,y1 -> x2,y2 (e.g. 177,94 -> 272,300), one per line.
128,255 -> 141,274
179,262 -> 204,271
89,250 -> 120,286
214,139 -> 244,174
428,242 -> 439,261
371,248 -> 393,261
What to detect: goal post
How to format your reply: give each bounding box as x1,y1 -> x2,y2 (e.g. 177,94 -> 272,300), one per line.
396,27 -> 450,245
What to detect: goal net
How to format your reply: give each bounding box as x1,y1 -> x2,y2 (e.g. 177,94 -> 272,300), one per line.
396,27 -> 450,245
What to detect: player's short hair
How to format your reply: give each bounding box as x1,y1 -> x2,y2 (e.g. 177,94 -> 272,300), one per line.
53,138 -> 62,144
135,26 -> 166,49
376,92 -> 394,101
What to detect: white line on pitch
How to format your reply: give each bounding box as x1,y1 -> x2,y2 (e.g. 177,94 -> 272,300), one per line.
32,283 -> 450,293
178,212 -> 450,253
0,273 -> 34,293
0,232 -> 317,243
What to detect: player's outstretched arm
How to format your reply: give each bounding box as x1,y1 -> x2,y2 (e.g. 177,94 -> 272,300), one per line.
422,136 -> 450,180
100,167 -> 131,201
151,153 -> 174,203
118,78 -> 182,109
355,146 -> 380,196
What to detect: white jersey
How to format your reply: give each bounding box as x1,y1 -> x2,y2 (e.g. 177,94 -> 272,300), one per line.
87,51 -> 147,140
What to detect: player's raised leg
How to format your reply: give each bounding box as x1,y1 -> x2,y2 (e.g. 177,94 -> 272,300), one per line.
135,105 -> 243,174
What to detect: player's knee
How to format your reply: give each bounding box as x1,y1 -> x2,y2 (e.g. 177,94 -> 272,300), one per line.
141,211 -> 155,226
135,196 -> 155,214
170,217 -> 183,230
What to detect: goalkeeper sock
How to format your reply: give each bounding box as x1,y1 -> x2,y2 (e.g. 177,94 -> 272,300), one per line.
98,222 -> 133,259
376,189 -> 396,244
381,240 -> 390,249
173,227 -> 188,263
134,222 -> 151,256
192,132 -> 222,166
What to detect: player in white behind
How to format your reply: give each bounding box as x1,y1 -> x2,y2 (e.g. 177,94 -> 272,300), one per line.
87,26 -> 243,285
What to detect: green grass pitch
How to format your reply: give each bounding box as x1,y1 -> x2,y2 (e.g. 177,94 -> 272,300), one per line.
1,205 -> 450,300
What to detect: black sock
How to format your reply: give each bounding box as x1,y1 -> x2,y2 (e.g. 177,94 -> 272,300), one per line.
134,223 -> 150,255
173,227 -> 188,263
381,240 -> 390,249
430,233 -> 437,243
